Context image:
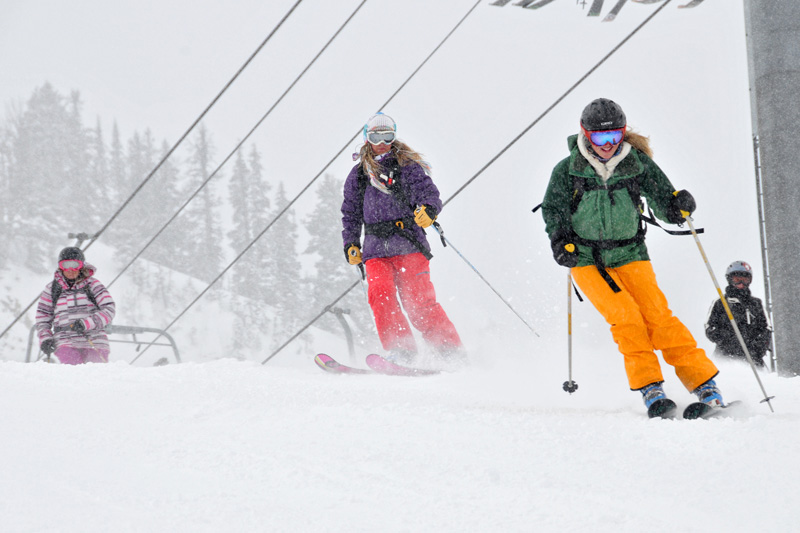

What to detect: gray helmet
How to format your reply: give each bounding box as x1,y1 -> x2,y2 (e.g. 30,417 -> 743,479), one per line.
580,98 -> 626,131
725,260 -> 752,285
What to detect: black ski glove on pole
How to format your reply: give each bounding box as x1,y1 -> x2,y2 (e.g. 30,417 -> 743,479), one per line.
667,190 -> 696,224
550,229 -> 579,268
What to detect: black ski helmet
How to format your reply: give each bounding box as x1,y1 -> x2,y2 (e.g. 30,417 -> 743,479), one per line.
58,247 -> 85,263
580,98 -> 626,131
725,260 -> 752,285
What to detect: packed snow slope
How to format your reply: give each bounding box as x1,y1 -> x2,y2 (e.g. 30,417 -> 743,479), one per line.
1,352 -> 797,532
3,1 -> 798,531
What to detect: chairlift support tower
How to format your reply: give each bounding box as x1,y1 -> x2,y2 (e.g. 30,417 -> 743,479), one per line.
743,0 -> 800,375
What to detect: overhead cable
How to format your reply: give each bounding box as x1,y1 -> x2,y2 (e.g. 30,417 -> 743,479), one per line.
261,0 -> 674,364
0,0 -> 304,342
108,0 -> 367,289
133,0 -> 483,364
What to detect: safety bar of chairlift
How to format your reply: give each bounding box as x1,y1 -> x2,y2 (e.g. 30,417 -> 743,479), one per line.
26,324 -> 181,364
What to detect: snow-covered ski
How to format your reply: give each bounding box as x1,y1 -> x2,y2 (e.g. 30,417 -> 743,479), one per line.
603,0 -> 627,21
683,400 -> 743,420
678,0 -> 706,8
314,353 -> 373,375
647,398 -> 678,419
588,0 -> 604,16
365,353 -> 441,377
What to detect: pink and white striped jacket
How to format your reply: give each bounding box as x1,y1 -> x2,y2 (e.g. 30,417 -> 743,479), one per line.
35,264 -> 116,352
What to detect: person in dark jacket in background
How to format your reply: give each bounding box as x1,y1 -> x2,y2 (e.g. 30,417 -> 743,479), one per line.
540,97 -> 724,417
341,112 -> 462,365
705,260 -> 771,367
35,247 -> 116,364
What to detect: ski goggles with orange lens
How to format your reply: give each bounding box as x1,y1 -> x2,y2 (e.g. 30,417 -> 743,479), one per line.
585,127 -> 625,146
59,259 -> 84,271
366,130 -> 396,145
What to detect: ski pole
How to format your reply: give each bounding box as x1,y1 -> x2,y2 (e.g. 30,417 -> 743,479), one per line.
357,264 -> 368,302
431,223 -> 539,337
563,268 -> 578,394
683,214 -> 774,412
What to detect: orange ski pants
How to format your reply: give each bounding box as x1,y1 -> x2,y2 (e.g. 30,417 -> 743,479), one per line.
571,261 -> 717,391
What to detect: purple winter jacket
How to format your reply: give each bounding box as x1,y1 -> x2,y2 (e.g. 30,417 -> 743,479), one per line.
341,153 -> 443,262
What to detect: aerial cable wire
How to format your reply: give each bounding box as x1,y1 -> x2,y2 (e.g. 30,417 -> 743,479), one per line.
0,0 -> 304,343
85,0 -> 304,251
107,0 -> 368,289
131,0 -> 483,364
260,0 -> 674,365
443,0 -> 673,207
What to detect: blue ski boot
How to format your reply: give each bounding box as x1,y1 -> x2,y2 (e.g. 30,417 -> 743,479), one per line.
641,382 -> 677,419
683,378 -> 729,419
693,379 -> 724,407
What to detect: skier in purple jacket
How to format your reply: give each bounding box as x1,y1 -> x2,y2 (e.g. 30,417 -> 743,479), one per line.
341,113 -> 462,365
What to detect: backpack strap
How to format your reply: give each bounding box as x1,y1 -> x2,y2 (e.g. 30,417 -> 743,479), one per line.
49,280 -> 99,314
568,175 -> 647,293
83,284 -> 99,309
50,281 -> 62,312
570,175 -> 643,214
358,161 -> 433,260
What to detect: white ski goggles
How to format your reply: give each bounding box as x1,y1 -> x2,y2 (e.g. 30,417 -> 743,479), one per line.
366,130 -> 396,145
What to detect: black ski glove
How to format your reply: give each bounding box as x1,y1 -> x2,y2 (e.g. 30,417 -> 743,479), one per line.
666,190 -> 696,224
69,320 -> 86,334
550,229 -> 579,268
41,338 -> 56,355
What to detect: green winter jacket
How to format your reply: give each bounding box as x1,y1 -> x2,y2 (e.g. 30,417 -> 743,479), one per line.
541,134 -> 678,269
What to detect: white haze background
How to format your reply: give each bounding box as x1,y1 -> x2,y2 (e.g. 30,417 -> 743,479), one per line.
1,1 -> 797,531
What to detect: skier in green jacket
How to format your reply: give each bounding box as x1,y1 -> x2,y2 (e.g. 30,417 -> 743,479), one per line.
540,97 -> 724,418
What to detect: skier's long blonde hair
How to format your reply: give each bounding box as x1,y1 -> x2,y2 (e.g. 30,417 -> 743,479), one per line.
624,129 -> 653,158
359,140 -> 431,177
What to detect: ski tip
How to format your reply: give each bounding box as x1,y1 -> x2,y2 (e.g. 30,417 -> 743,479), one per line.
315,353 -> 333,364
314,353 -> 338,373
647,398 -> 678,419
683,400 -> 744,420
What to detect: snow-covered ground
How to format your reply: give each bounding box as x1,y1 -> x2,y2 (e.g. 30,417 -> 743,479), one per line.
3,1 -> 798,531
2,348 -> 795,532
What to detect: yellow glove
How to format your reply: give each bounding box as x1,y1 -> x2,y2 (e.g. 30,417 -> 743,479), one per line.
345,244 -> 362,265
414,205 -> 437,228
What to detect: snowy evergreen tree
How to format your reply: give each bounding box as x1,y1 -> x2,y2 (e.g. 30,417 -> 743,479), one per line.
4,83 -> 89,271
262,182 -> 302,340
172,125 -> 224,283
226,145 -> 276,351
107,122 -> 126,209
149,140 -> 184,267
302,174 -> 376,344
0,111 -> 14,269
228,146 -> 271,294
111,130 -> 157,262
86,117 -> 113,226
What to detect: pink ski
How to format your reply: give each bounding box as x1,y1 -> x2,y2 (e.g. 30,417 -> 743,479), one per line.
365,354 -> 440,377
314,353 -> 373,374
